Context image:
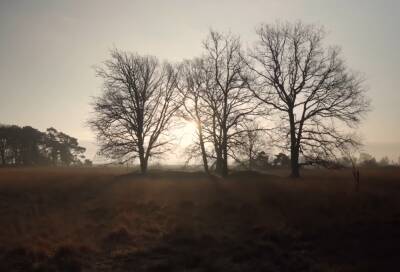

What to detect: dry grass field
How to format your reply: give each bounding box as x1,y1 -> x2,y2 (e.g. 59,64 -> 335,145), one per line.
0,167 -> 399,271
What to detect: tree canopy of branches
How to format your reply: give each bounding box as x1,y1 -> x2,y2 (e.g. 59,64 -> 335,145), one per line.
179,31 -> 260,177
204,31 -> 260,177
89,49 -> 181,174
246,22 -> 370,177
0,125 -> 86,166
88,22 -> 370,178
178,58 -> 212,174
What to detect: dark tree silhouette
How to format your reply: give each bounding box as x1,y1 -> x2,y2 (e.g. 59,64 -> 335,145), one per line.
254,151 -> 271,170
273,153 -> 291,168
231,122 -> 268,170
201,30 -> 259,177
0,125 -> 45,165
178,58 -> 212,174
246,22 -> 370,177
89,49 -> 181,174
0,124 -> 86,166
45,128 -> 86,166
20,126 -> 45,165
0,128 -> 5,165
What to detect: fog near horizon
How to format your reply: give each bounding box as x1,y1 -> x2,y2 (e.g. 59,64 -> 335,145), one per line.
1,0 -> 399,162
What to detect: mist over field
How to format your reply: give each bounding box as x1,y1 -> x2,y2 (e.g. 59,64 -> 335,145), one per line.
80,140 -> 400,165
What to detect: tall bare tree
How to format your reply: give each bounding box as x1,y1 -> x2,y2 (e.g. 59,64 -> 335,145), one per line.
202,30 -> 259,177
246,22 -> 370,177
89,49 -> 181,174
177,58 -> 212,174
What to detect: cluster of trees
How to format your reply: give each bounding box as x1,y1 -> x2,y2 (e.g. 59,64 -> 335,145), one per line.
89,21 -> 370,178
237,151 -> 400,171
340,153 -> 400,168
0,125 -> 89,166
234,151 -> 292,170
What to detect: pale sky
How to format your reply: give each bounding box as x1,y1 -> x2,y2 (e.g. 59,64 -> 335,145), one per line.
0,0 -> 399,161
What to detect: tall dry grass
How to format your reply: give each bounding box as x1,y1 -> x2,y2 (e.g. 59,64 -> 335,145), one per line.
0,167 -> 399,271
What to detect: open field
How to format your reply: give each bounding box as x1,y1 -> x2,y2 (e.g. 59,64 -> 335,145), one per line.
0,167 -> 400,271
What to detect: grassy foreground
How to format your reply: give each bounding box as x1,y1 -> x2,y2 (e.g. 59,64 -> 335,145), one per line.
0,167 -> 399,271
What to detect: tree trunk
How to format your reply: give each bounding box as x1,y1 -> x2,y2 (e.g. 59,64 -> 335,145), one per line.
222,159 -> 228,177
248,145 -> 254,170
290,148 -> 300,178
289,111 -> 300,178
215,147 -> 223,175
198,126 -> 209,174
0,148 -> 5,165
221,132 -> 228,177
139,158 -> 148,174
193,102 -> 209,174
221,93 -> 228,178
138,141 -> 147,174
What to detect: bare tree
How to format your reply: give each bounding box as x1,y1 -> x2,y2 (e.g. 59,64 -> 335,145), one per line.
340,146 -> 360,191
231,121 -> 268,170
89,49 -> 181,174
177,58 -> 212,174
246,22 -> 370,178
201,30 -> 260,177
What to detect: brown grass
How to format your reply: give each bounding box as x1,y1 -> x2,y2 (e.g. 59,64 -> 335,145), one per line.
0,167 -> 399,271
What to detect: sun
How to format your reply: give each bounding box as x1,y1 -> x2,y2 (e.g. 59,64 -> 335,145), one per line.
173,120 -> 198,146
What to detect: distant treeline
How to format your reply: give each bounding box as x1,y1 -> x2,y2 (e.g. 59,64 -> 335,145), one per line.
235,152 -> 399,171
0,125 -> 90,167
342,153 -> 400,169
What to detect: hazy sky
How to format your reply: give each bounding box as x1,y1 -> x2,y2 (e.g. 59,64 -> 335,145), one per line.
0,0 -> 399,161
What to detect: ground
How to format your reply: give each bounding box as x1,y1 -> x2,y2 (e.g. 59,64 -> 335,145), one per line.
0,167 -> 399,271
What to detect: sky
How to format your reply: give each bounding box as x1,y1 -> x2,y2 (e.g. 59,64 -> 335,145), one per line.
0,0 -> 399,162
